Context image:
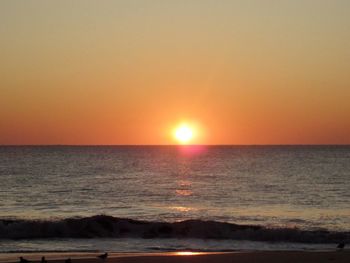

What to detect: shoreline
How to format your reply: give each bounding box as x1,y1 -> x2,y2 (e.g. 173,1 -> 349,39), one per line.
0,250 -> 349,263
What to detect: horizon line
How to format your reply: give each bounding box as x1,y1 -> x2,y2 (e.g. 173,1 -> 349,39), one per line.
0,144 -> 349,147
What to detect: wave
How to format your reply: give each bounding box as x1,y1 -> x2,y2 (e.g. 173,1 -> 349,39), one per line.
0,215 -> 348,243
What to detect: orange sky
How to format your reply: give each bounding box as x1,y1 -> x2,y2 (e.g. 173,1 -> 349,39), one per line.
1,1 -> 350,145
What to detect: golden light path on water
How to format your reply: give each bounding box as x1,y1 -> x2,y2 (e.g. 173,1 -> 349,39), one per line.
174,251 -> 203,256
168,146 -> 209,218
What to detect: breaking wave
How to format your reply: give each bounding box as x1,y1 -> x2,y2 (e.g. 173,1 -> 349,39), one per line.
0,215 -> 348,243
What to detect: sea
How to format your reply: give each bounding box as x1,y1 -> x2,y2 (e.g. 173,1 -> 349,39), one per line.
0,146 -> 349,253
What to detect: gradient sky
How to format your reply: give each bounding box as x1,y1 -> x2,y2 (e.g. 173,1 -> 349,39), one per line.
1,0 -> 350,145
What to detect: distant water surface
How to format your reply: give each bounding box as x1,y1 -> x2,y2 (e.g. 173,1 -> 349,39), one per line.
0,146 -> 349,251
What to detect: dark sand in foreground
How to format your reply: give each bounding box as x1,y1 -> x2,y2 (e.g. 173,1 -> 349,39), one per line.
1,251 -> 349,263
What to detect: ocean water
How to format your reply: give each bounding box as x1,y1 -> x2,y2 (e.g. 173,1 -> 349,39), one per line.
0,146 -> 349,252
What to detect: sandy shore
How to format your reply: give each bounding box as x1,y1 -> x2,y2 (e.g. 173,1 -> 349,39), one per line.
0,251 -> 349,263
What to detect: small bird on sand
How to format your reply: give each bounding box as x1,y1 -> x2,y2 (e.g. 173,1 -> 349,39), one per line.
41,256 -> 47,263
65,258 -> 72,263
19,257 -> 30,263
97,253 -> 108,260
337,242 -> 345,250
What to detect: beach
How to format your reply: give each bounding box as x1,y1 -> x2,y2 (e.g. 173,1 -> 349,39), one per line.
2,0 -> 350,261
1,251 -> 349,263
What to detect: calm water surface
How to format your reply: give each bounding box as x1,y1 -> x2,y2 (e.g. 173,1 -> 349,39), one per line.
0,146 -> 349,252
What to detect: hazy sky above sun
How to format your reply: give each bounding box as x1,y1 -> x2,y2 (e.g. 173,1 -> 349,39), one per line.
1,0 -> 350,145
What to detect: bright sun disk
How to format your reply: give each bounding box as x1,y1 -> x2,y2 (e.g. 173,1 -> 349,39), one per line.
174,124 -> 194,144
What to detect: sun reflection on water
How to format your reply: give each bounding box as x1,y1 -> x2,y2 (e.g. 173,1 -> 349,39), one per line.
175,189 -> 193,196
175,251 -> 203,256
171,206 -> 194,212
175,179 -> 193,196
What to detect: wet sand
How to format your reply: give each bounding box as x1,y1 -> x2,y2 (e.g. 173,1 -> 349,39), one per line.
0,250 -> 349,263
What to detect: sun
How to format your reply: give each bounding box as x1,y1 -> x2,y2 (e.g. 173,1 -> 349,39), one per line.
174,124 -> 194,144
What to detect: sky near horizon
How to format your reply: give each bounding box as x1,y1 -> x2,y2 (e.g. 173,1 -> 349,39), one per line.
1,0 -> 350,145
